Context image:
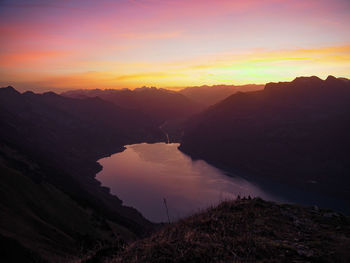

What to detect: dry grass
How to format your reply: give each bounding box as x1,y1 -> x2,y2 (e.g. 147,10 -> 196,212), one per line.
90,198 -> 350,263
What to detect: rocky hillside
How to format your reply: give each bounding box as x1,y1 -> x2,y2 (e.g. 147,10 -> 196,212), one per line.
88,198 -> 350,263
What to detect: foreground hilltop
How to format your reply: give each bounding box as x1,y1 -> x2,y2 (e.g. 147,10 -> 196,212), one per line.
89,198 -> 350,262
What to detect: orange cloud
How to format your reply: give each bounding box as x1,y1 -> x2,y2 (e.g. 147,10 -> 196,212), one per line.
116,72 -> 185,81
0,50 -> 72,68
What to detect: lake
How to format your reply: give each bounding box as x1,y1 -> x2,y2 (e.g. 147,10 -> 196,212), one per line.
96,142 -> 282,223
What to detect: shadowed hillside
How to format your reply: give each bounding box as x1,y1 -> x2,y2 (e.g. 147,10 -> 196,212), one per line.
0,86 -> 164,261
180,76 -> 350,210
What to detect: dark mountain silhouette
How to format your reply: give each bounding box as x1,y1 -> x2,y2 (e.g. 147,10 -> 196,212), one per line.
2,77 -> 350,261
62,87 -> 203,124
179,76 -> 350,207
0,86 -> 164,261
178,84 -> 264,107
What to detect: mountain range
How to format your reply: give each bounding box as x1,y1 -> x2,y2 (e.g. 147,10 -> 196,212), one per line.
179,76 -> 350,209
62,87 -> 203,124
1,76 -> 350,261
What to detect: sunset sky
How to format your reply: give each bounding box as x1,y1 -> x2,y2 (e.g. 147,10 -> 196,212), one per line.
0,0 -> 350,91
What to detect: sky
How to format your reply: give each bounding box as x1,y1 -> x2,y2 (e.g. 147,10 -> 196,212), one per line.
0,0 -> 350,92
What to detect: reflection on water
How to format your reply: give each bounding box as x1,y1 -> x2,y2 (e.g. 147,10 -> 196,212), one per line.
97,143 -> 281,223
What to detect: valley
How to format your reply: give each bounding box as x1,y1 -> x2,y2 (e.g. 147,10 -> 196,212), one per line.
1,76 -> 349,262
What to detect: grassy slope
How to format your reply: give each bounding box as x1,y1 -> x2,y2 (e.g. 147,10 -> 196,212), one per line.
0,156 -> 135,262
99,198 -> 350,263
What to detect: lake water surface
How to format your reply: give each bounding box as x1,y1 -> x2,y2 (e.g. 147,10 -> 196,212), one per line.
97,143 -> 282,222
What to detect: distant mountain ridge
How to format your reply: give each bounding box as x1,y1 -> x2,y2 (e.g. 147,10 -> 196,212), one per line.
179,76 -> 350,211
62,86 -> 203,124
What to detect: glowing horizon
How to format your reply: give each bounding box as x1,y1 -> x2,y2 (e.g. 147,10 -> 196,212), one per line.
1,0 -> 350,92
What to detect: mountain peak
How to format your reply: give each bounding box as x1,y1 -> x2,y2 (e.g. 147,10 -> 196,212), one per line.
43,91 -> 60,97
324,75 -> 349,88
326,75 -> 337,81
291,76 -> 323,86
0,86 -> 20,95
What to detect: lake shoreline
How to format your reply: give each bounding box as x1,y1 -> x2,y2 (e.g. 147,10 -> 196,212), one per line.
178,145 -> 350,215
96,142 -> 282,223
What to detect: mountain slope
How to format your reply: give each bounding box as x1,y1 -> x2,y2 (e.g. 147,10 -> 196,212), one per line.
0,86 -> 164,261
179,76 -> 350,208
0,153 -> 130,262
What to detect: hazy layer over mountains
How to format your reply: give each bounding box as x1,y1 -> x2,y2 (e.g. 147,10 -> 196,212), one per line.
61,84 -> 264,123
178,84 -> 264,106
62,87 -> 202,124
